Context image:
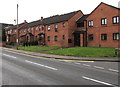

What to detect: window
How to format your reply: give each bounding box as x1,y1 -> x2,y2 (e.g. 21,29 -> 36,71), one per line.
36,27 -> 39,31
101,18 -> 107,25
63,23 -> 65,27
24,30 -> 26,33
101,34 -> 107,40
113,33 -> 119,40
88,34 -> 93,40
42,25 -> 44,30
113,16 -> 119,24
63,35 -> 65,39
48,26 -> 51,30
28,28 -> 31,32
48,36 -> 50,41
55,29 -> 58,32
77,22 -> 84,27
55,25 -> 58,32
54,24 -> 58,29
68,39 -> 72,43
54,36 -> 58,41
88,20 -> 93,27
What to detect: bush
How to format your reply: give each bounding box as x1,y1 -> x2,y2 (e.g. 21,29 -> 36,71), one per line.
23,41 -> 38,46
6,42 -> 15,46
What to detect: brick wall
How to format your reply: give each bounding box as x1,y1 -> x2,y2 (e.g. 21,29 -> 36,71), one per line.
86,3 -> 119,48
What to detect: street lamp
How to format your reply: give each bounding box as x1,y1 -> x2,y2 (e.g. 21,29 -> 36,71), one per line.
16,4 -> 19,50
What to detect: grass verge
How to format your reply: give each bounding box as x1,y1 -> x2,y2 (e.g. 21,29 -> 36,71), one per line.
16,46 -> 60,52
40,47 -> 116,58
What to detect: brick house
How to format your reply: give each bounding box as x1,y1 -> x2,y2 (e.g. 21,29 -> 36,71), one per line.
5,2 -> 120,48
85,2 -> 120,48
44,10 -> 83,47
19,19 -> 45,46
5,20 -> 27,44
17,10 -> 83,47
0,23 -> 13,46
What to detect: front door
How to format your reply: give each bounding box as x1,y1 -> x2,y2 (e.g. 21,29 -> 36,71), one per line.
74,34 -> 80,46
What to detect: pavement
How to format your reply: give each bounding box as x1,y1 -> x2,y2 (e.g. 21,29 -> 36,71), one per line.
2,47 -> 119,62
2,49 -> 119,86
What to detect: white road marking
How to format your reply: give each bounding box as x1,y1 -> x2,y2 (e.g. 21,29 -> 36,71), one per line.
75,63 -> 81,65
3,54 -> 17,59
25,60 -> 58,70
82,76 -> 113,86
94,66 -> 104,69
108,69 -> 119,72
82,64 -> 91,67
65,61 -> 72,63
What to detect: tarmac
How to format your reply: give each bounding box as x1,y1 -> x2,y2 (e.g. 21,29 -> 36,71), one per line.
2,47 -> 120,62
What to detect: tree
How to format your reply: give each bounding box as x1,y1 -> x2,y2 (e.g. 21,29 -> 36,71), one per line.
2,29 -> 6,42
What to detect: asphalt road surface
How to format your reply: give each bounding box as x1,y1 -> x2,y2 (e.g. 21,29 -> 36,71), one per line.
1,50 -> 119,86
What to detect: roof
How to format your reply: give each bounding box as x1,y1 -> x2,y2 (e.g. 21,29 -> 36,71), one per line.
76,14 -> 89,23
0,23 -> 13,30
20,20 -> 42,29
43,10 -> 81,25
5,22 -> 27,31
19,10 -> 81,29
5,25 -> 17,31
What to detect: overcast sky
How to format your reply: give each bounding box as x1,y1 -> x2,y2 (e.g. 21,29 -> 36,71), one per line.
0,0 -> 119,24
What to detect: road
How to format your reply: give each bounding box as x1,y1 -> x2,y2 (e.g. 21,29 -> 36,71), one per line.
1,50 -> 119,86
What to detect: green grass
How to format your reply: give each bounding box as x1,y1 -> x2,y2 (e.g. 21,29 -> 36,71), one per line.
17,46 -> 60,52
16,46 -> 117,58
40,47 -> 116,58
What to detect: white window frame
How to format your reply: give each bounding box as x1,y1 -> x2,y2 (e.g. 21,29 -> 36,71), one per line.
113,16 -> 119,24
113,33 -> 119,40
101,18 -> 107,25
55,24 -> 58,29
88,20 -> 93,27
48,26 -> 51,30
36,27 -> 39,31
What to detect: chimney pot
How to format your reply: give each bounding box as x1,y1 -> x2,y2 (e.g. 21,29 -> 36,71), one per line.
40,17 -> 43,21
24,20 -> 27,23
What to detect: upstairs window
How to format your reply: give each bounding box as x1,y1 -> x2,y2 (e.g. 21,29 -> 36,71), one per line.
54,24 -> 58,29
88,20 -> 93,27
101,34 -> 107,40
54,36 -> 58,41
28,28 -> 31,32
77,22 -> 84,27
24,30 -> 26,33
42,25 -> 44,30
48,26 -> 51,31
88,34 -> 93,40
113,16 -> 119,24
36,27 -> 39,31
55,24 -> 58,32
63,23 -> 65,27
113,33 -> 119,40
101,18 -> 107,25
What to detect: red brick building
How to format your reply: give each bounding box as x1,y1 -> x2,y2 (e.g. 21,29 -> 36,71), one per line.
85,2 -> 119,48
5,2 -> 120,48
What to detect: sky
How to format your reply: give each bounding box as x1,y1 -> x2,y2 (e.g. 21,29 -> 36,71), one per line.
0,0 -> 120,24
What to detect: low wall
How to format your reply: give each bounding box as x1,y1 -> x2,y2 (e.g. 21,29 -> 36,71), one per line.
0,42 -> 6,47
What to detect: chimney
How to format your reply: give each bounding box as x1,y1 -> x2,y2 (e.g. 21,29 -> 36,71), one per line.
24,20 -> 27,23
40,17 -> 43,21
